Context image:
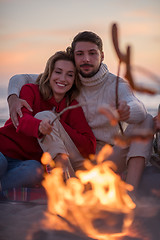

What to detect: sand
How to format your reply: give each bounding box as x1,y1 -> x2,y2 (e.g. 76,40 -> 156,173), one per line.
0,196 -> 160,240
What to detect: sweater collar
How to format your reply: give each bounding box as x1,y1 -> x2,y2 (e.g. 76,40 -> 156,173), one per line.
48,96 -> 67,113
79,63 -> 109,87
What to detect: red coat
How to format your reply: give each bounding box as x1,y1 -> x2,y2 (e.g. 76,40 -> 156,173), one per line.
0,84 -> 96,161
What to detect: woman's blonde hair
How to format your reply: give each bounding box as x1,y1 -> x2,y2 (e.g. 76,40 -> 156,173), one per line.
36,50 -> 81,105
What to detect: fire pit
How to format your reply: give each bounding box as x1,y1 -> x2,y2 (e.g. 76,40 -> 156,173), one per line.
1,149 -> 160,240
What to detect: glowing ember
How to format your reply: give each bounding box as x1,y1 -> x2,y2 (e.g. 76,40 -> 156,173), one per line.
41,144 -> 136,239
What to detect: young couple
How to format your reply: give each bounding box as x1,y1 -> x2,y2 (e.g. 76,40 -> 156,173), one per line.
0,31 -> 153,195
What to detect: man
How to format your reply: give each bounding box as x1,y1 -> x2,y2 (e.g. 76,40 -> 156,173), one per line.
7,31 -> 153,194
150,107 -> 160,169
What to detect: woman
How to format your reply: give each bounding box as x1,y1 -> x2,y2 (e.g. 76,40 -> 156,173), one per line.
0,51 -> 96,191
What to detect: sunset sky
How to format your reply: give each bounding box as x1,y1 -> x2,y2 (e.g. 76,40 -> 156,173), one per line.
0,0 -> 160,88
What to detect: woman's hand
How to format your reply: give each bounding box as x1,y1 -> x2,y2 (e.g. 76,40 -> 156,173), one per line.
39,118 -> 53,135
7,94 -> 33,128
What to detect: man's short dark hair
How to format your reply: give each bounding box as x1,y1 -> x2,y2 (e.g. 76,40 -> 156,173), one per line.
71,31 -> 103,53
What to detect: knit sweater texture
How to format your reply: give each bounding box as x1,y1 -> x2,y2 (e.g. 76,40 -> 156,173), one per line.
77,63 -> 147,145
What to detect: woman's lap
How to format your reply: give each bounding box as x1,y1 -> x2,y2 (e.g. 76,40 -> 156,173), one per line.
0,153 -> 44,191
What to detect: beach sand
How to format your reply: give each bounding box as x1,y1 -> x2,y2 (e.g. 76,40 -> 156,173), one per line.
0,196 -> 160,240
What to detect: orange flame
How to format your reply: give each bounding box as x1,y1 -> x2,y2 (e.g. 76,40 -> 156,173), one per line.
41,145 -> 136,239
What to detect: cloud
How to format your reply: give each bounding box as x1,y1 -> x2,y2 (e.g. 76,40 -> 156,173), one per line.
0,29 -> 73,78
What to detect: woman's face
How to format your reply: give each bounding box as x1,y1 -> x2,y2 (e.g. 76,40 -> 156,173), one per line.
50,60 -> 76,102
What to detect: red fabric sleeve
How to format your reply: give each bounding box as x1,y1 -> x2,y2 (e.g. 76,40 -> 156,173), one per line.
60,104 -> 96,158
16,85 -> 41,137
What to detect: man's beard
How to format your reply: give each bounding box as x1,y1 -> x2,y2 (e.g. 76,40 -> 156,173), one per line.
79,64 -> 101,78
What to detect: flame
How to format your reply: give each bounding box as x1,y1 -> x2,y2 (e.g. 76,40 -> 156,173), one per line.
40,144 -> 136,239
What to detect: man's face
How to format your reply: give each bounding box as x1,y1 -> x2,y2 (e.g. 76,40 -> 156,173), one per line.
74,41 -> 104,78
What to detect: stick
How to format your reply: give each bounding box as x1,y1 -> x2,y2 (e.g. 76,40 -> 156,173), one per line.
115,60 -> 124,135
50,102 -> 88,125
40,102 -> 89,143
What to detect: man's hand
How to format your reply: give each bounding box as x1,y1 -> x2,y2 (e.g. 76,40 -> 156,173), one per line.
7,94 -> 33,128
154,114 -> 160,132
39,118 -> 53,135
118,101 -> 130,121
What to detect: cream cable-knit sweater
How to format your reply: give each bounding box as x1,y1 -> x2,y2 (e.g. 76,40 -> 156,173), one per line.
8,63 -> 147,146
